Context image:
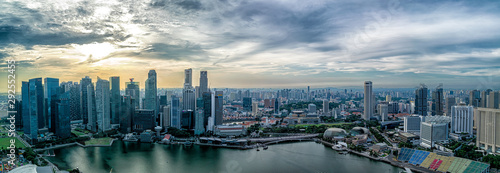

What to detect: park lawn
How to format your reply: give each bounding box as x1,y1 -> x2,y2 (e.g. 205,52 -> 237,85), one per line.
85,137 -> 113,145
0,137 -> 26,149
72,130 -> 86,136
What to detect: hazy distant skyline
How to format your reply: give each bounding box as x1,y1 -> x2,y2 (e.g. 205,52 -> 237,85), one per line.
1,0 -> 500,91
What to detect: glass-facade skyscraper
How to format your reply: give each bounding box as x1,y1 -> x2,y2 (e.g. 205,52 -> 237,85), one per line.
96,77 -> 110,132
144,70 -> 157,113
110,76 -> 120,124
415,84 -> 428,116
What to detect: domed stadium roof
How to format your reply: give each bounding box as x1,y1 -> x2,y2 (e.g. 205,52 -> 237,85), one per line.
323,128 -> 347,139
351,127 -> 369,135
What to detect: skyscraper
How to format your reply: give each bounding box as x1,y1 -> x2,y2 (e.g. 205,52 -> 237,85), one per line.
87,83 -> 97,132
125,79 -> 140,109
144,70 -> 157,114
69,83 -> 81,121
488,91 -> 499,109
202,92 -> 212,128
30,78 -> 44,131
199,71 -> 208,97
445,96 -> 456,117
480,89 -> 492,108
415,84 -> 428,116
243,97 -> 252,111
56,91 -> 71,139
469,90 -> 481,107
183,68 -> 195,111
431,85 -> 444,115
194,109 -> 205,135
215,91 -> 223,125
323,100 -> 329,115
171,95 -> 181,129
44,77 -> 59,130
475,108 -> 500,153
96,77 -> 110,132
80,76 -> 92,125
110,76 -> 120,124
162,105 -> 171,128
119,95 -> 134,134
451,104 -> 473,135
363,81 -> 373,120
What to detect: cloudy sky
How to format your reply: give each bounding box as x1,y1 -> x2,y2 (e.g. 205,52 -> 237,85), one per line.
1,0 -> 500,91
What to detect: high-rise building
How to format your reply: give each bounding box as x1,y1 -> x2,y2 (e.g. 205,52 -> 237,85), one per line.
323,100 -> 329,115
480,89 -> 492,108
133,109 -> 155,132
171,96 -> 181,129
125,79 -> 140,109
87,83 -> 97,132
363,81 -> 373,120
488,91 -> 499,109
22,79 -> 43,143
202,92 -> 212,129
144,70 -> 157,114
308,103 -> 316,113
243,97 -> 252,111
181,110 -> 195,130
450,104 -> 473,135
420,121 -> 448,148
162,105 -> 171,128
194,109 -> 205,135
96,77 -> 110,132
404,115 -> 421,133
469,90 -> 481,107
415,84 -> 428,116
475,108 -> 500,153
386,95 -> 392,102
183,69 -> 195,111
252,102 -> 259,116
199,71 -> 208,96
80,76 -> 92,125
431,85 -> 444,115
22,82 -> 30,136
445,96 -> 456,116
110,76 -> 120,124
274,98 -> 279,114
56,91 -> 71,139
69,83 -> 81,122
44,77 -> 59,130
264,99 -> 271,108
215,91 -> 223,125
119,95 -> 134,134
378,104 -> 388,121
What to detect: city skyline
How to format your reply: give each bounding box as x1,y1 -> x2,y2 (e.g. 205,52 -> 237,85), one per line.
1,0 -> 500,92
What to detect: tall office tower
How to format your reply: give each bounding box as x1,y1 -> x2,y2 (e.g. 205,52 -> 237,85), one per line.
264,99 -> 271,108
469,90 -> 481,107
202,92 -> 212,128
274,98 -> 280,114
22,80 -> 41,143
119,95 -> 135,134
404,116 -> 422,133
144,70 -> 157,114
415,84 -> 428,116
252,102 -> 259,116
110,76 -> 120,124
69,83 -> 81,121
87,84 -> 97,132
181,110 -> 195,130
475,108 -> 500,153
12,99 -> 22,130
125,78 -> 140,109
199,71 -> 208,97
194,109 -> 205,135
170,96 -> 181,129
162,105 -> 171,127
30,78 -> 44,131
363,81 -> 373,120
96,77 -> 111,132
307,86 -> 310,101
431,85 -> 444,115
386,95 -> 392,102
450,104 -> 473,135
56,91 -> 71,139
480,89 -> 492,108
445,96 -> 456,117
44,77 -> 59,130
488,91 -> 499,109
215,91 -> 223,125
183,68 -> 195,111
243,97 -> 252,111
80,76 -> 92,125
378,104 -> 388,121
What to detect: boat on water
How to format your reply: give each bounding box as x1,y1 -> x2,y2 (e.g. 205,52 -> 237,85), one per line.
339,151 -> 348,155
263,146 -> 268,150
256,148 -> 260,151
